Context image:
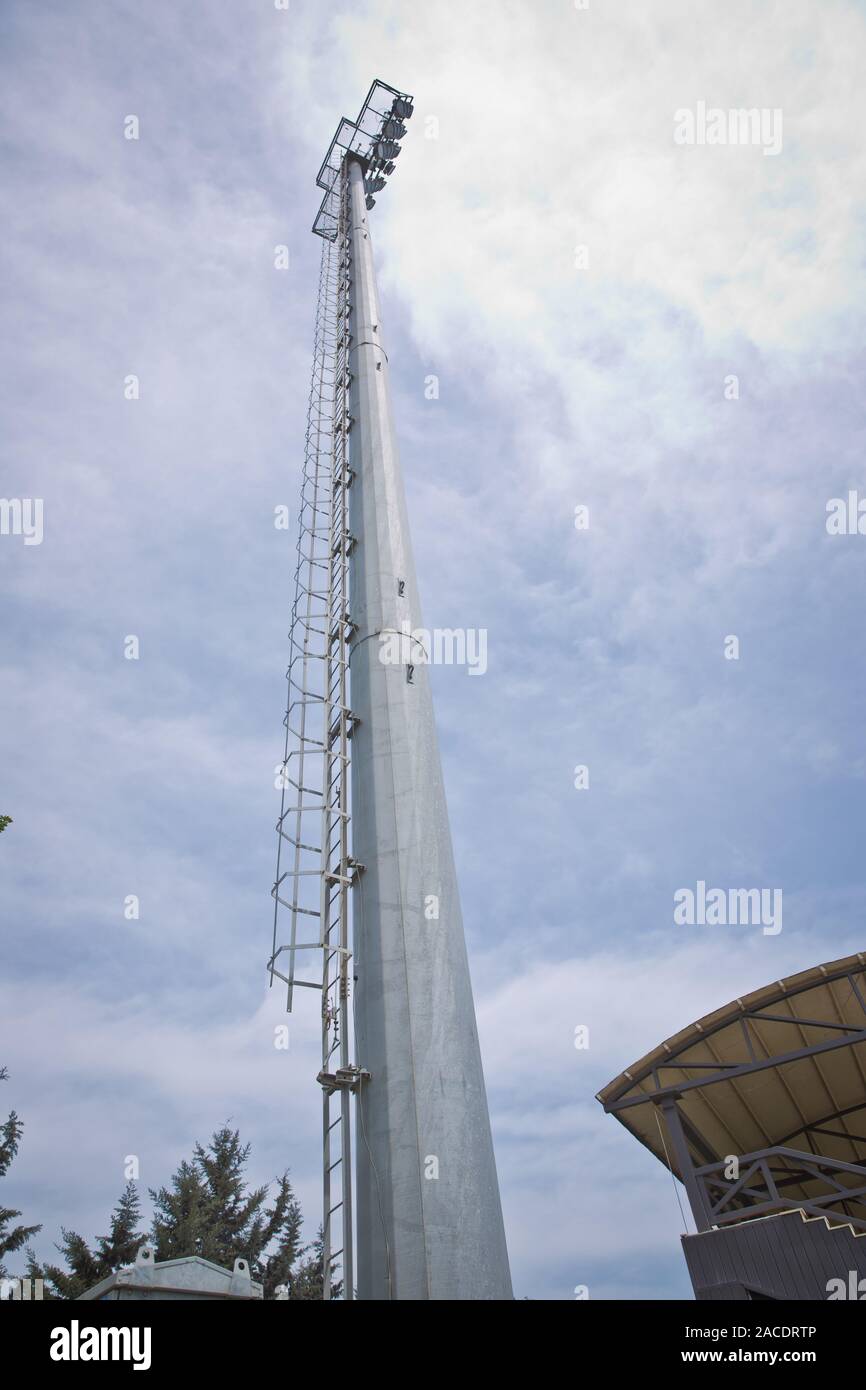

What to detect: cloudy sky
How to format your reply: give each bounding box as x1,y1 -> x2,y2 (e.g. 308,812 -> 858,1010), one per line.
3,0 -> 866,1300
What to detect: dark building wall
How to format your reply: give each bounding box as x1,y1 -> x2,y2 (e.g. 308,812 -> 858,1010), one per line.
683,1210 -> 866,1301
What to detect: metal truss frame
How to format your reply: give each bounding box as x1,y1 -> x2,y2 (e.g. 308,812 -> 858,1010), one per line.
312,79 -> 413,239
602,960 -> 866,1233
696,1145 -> 866,1231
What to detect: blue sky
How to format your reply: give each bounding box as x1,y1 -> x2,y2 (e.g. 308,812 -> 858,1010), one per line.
2,0 -> 866,1300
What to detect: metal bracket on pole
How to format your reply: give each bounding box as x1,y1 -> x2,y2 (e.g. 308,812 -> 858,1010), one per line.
317,1066 -> 372,1096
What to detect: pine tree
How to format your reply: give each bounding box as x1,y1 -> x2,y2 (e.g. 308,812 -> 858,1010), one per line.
94,1181 -> 142,1271
150,1127 -> 315,1298
33,1182 -> 143,1300
30,1125 -> 328,1299
150,1159 -> 210,1261
191,1127 -> 270,1268
255,1173 -> 303,1298
290,1228 -> 343,1300
0,1067 -> 41,1279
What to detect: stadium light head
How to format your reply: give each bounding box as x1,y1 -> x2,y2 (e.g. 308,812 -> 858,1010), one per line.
372,139 -> 401,161
312,79 -> 414,239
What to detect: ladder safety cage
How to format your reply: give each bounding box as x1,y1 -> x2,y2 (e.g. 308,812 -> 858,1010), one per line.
268,163 -> 357,1301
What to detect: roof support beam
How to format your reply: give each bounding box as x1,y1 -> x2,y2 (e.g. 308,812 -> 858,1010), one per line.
657,1096 -> 714,1232
608,1026 -> 866,1113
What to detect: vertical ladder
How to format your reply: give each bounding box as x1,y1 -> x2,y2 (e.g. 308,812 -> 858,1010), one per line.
319,163 -> 358,1300
268,163 -> 359,1301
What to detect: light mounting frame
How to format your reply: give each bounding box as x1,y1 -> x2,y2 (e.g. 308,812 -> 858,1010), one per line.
312,79 -> 414,239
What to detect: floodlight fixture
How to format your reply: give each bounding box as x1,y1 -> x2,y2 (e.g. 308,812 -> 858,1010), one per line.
312,78 -> 413,238
372,138 -> 401,161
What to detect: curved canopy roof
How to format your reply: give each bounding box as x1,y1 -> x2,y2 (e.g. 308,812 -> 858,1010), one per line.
597,952 -> 866,1227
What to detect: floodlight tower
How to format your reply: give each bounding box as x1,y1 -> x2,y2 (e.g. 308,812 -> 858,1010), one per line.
268,81 -> 512,1301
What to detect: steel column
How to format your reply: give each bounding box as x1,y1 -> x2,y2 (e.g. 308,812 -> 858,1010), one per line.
659,1096 -> 714,1233
345,155 -> 512,1300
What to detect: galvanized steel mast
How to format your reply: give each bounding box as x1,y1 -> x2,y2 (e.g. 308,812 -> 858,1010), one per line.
269,81 -> 512,1301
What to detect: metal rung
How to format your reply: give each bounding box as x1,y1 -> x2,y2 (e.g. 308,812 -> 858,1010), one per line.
271,893 -> 320,917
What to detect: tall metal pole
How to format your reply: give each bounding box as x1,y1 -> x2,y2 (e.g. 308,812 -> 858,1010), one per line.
345,155 -> 513,1300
